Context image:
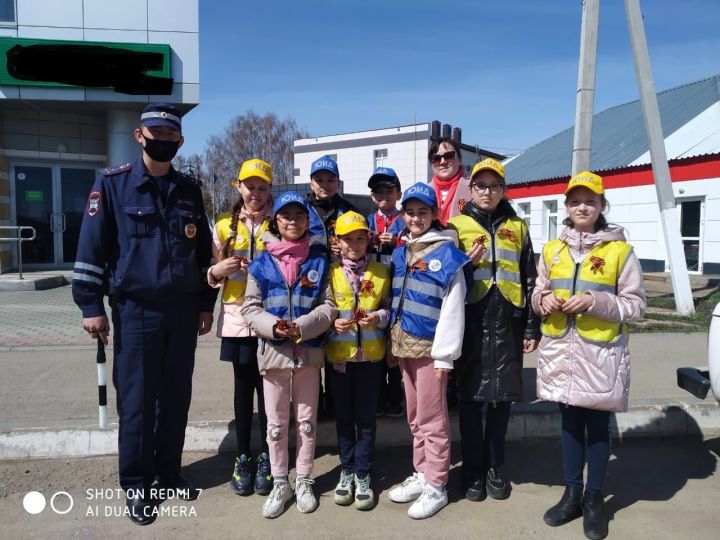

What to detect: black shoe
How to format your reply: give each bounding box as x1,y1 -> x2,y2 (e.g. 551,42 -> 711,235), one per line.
126,493 -> 156,526
465,475 -> 487,501
254,452 -> 273,496
376,401 -> 386,418
156,474 -> 199,501
582,490 -> 608,540
486,467 -> 511,500
230,454 -> 255,496
543,485 -> 583,526
386,402 -> 404,418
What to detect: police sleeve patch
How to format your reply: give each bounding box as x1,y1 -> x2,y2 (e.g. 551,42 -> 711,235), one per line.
87,191 -> 102,217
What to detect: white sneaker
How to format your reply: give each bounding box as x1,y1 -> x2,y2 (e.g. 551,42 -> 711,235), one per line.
354,473 -> 375,511
407,485 -> 448,519
334,469 -> 355,506
262,481 -> 294,519
388,472 -> 425,503
295,476 -> 318,513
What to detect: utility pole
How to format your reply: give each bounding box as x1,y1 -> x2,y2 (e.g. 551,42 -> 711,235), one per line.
625,0 -> 694,314
572,0 -> 600,175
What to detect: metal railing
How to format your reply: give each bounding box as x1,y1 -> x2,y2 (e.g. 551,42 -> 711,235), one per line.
0,226 -> 37,279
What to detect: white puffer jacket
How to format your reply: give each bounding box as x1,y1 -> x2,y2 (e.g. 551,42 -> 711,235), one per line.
532,226 -> 646,412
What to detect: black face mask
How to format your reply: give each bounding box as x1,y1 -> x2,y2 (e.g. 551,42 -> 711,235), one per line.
141,136 -> 180,162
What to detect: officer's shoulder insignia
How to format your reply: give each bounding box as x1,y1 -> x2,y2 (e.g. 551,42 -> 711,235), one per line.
99,162 -> 132,176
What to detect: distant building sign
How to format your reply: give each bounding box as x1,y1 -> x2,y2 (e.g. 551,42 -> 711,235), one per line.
0,37 -> 172,95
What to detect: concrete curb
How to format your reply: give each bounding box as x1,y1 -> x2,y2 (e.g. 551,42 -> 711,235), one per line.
0,275 -> 68,291
2,401 -> 718,459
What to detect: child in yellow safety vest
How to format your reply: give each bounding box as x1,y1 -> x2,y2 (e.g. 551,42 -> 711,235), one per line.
449,158 -> 540,504
325,211 -> 391,511
532,171 -> 646,540
207,158 -> 274,497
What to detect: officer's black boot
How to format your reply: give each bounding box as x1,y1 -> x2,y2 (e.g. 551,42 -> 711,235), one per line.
126,493 -> 156,526
543,484 -> 583,526
581,490 -> 608,540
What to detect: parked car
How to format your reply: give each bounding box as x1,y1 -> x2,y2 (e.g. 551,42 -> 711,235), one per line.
677,302 -> 720,403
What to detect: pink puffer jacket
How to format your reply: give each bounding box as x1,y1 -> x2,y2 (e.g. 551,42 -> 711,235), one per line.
531,226 -> 646,412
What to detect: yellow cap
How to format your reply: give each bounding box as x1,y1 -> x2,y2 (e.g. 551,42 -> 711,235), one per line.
471,158 -> 505,180
565,171 -> 604,195
237,158 -> 272,184
334,211 -> 370,236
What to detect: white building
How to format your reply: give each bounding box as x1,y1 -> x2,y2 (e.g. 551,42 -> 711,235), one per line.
505,74 -> 720,275
0,0 -> 199,272
293,121 -> 504,196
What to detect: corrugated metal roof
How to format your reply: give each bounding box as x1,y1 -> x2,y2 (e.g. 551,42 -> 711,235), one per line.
504,74 -> 720,185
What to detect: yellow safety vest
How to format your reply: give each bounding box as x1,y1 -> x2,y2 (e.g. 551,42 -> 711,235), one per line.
215,212 -> 269,303
326,260 -> 390,363
449,214 -> 526,307
541,239 -> 633,343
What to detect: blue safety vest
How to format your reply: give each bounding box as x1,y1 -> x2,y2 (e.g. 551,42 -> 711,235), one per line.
390,241 -> 470,339
305,195 -> 357,251
247,251 -> 328,347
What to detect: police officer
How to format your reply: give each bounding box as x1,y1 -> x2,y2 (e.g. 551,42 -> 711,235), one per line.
72,103 -> 217,525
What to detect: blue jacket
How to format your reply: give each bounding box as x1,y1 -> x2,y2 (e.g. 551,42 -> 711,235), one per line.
390,240 -> 470,339
72,155 -> 217,317
247,250 -> 329,347
305,193 -> 357,254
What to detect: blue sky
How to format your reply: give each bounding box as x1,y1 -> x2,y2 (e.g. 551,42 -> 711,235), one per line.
180,0 -> 720,160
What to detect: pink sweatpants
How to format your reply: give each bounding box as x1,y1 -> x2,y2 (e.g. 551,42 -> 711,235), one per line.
262,366 -> 320,477
398,356 -> 451,488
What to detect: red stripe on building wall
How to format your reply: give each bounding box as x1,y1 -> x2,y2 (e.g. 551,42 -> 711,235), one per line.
506,154 -> 720,199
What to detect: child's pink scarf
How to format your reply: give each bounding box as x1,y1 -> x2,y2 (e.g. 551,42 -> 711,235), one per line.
265,236 -> 310,285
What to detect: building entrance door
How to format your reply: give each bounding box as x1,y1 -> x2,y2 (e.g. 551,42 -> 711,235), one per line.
12,163 -> 97,268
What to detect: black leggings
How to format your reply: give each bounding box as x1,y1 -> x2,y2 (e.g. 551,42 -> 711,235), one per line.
232,360 -> 268,457
560,405 -> 611,494
459,400 -> 512,479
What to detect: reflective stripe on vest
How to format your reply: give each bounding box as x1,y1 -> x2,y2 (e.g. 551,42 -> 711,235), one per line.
449,214 -> 526,307
390,241 -> 470,339
541,239 -> 633,343
216,214 -> 269,303
247,251 -> 328,348
326,260 -> 390,362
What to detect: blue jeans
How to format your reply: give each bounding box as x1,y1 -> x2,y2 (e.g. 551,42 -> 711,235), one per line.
559,405 -> 611,493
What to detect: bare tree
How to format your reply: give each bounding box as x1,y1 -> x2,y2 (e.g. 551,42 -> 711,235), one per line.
176,111 -> 308,220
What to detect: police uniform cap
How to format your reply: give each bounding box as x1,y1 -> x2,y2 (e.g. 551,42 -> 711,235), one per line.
140,103 -> 182,132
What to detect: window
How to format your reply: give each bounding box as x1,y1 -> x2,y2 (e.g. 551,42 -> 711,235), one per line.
0,1 -> 16,23
374,148 -> 388,168
517,202 -> 531,228
544,200 -> 558,240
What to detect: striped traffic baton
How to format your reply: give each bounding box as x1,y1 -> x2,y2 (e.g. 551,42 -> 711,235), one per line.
96,338 -> 108,428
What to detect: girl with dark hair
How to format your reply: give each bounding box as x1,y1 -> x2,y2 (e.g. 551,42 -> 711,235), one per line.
241,192 -> 336,519
532,171 -> 646,540
387,182 -> 471,519
207,159 -> 274,497
449,158 -> 540,503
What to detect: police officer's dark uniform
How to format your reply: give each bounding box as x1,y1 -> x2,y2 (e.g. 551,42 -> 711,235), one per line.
72,104 -> 217,525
